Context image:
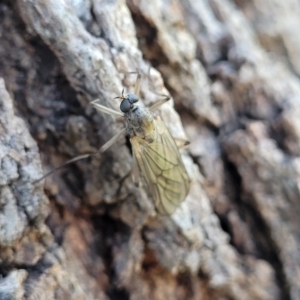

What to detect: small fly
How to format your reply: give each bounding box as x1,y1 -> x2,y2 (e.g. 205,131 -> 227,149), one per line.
38,72 -> 190,215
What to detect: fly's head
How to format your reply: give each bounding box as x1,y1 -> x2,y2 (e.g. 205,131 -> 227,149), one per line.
117,89 -> 154,138
119,91 -> 139,114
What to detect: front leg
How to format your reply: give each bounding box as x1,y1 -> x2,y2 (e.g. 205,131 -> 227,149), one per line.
90,99 -> 124,117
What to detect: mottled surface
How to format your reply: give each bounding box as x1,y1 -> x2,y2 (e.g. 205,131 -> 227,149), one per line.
1,0 -> 300,299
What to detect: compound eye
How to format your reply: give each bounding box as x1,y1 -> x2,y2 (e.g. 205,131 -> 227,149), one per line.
127,94 -> 139,104
120,98 -> 131,113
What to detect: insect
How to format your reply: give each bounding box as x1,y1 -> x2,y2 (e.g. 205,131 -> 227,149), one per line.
38,72 -> 190,215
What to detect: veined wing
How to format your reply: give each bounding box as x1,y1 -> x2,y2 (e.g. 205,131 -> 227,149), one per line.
130,116 -> 190,215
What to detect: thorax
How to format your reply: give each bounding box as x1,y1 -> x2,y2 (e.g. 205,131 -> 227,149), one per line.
125,105 -> 156,141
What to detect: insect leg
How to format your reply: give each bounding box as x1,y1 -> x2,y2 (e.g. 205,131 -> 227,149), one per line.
91,99 -> 123,117
173,138 -> 190,149
149,95 -> 171,111
122,71 -> 142,97
134,71 -> 141,97
34,128 -> 126,183
33,153 -> 93,183
98,128 -> 126,153
131,151 -> 140,187
124,71 -> 141,97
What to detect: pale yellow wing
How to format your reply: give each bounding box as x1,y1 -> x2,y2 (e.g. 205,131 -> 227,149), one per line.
130,116 -> 190,215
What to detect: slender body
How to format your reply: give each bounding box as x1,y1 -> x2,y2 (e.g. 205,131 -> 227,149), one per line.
117,93 -> 190,215
37,74 -> 190,215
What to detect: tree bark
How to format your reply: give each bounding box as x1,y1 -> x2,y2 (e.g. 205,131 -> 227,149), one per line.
0,0 -> 299,299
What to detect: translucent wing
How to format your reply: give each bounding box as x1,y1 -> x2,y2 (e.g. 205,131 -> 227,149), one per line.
130,116 -> 190,215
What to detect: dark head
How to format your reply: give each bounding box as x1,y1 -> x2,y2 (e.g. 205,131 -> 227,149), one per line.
120,93 -> 139,113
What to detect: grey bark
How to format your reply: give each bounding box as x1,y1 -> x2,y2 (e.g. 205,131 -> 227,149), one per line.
0,0 -> 299,299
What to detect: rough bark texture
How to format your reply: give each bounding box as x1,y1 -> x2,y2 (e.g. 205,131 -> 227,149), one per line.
0,0 -> 300,299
